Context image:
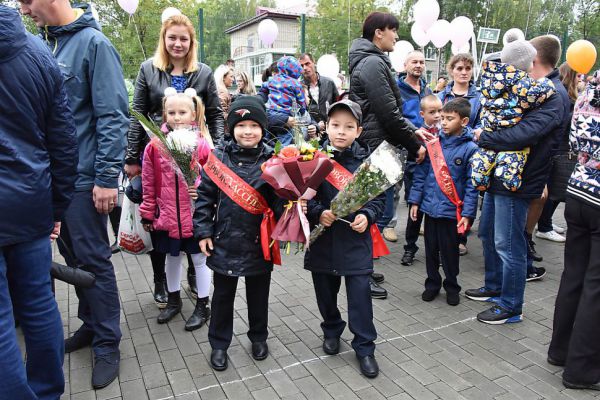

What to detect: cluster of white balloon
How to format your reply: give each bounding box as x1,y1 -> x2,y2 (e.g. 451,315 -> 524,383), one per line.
390,0 -> 474,71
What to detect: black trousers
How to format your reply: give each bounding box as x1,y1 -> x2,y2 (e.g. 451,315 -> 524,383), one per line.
404,165 -> 424,253
209,271 -> 271,350
148,233 -> 195,284
423,215 -> 461,294
311,272 -> 376,357
548,197 -> 600,385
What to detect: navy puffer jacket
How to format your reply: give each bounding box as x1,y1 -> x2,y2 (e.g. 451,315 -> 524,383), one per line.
0,7 -> 78,246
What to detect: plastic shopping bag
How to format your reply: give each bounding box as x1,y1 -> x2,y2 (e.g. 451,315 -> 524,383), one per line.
117,195 -> 153,254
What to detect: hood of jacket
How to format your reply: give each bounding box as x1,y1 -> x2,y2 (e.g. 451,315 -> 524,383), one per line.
277,56 -> 303,79
349,38 -> 390,74
42,4 -> 99,39
0,7 -> 27,62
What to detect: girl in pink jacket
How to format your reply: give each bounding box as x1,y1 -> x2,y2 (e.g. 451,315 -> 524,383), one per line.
140,89 -> 213,331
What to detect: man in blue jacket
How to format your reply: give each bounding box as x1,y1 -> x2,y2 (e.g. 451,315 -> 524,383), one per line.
465,36 -> 570,324
0,7 -> 77,399
20,0 -> 129,389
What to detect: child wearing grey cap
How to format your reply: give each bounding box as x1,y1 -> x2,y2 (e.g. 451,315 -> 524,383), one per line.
471,36 -> 555,192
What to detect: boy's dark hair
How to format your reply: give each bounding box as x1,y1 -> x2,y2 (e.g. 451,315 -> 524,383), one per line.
442,98 -> 471,119
362,12 -> 399,42
420,94 -> 442,110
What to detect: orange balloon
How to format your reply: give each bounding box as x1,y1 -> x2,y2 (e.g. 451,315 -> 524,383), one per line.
566,40 -> 597,74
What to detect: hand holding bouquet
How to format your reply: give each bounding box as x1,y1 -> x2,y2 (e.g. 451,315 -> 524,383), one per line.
309,141 -> 405,244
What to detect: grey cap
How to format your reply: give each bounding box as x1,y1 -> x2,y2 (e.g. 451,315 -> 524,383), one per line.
327,99 -> 362,124
501,39 -> 537,71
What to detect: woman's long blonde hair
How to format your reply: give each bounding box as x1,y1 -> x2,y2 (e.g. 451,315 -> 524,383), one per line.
153,15 -> 199,73
236,71 -> 256,95
214,64 -> 234,93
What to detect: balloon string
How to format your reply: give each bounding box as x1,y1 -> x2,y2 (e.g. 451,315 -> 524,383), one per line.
131,15 -> 147,59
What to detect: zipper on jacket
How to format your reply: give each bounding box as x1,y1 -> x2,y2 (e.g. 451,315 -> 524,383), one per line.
175,173 -> 183,239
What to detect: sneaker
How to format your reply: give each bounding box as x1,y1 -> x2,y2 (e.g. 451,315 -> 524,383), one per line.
527,238 -> 543,262
465,287 -> 501,302
382,227 -> 398,242
552,224 -> 566,234
477,304 -> 523,324
459,244 -> 468,256
526,267 -> 546,282
401,250 -> 415,266
535,230 -> 566,243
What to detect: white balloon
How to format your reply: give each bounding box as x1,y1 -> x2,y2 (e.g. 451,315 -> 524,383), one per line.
411,23 -> 430,47
389,40 -> 415,71
117,0 -> 138,15
161,7 -> 181,23
317,54 -> 340,80
503,28 -> 525,46
449,16 -> 473,48
451,42 -> 470,55
257,19 -> 279,46
428,19 -> 451,48
412,0 -> 440,31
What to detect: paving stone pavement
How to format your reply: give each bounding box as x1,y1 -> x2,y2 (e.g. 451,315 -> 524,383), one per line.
31,202 -> 600,399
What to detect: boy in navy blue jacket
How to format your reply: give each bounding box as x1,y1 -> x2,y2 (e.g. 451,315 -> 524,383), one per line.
408,98 -> 479,306
305,99 -> 385,379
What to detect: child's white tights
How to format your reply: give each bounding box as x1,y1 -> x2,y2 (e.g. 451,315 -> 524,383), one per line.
165,253 -> 211,298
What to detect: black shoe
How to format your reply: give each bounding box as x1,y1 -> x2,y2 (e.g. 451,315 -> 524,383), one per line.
210,349 -> 228,371
527,237 -> 543,262
65,328 -> 94,353
110,241 -> 120,254
357,355 -> 379,378
157,291 -> 182,324
92,352 -> 119,389
421,289 -> 439,302
547,355 -> 565,366
401,250 -> 415,266
251,341 -> 269,361
526,267 -> 546,282
371,272 -> 384,284
465,287 -> 501,302
187,268 -> 198,299
477,304 -> 523,324
322,337 -> 340,355
154,281 -> 168,308
370,279 -> 387,299
563,379 -> 600,391
185,297 -> 210,331
446,292 -> 460,306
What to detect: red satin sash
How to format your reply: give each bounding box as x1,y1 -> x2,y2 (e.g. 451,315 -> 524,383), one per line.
425,138 -> 469,234
204,152 -> 281,265
325,161 -> 391,258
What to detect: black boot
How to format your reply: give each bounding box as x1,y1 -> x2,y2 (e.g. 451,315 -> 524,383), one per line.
187,265 -> 198,299
157,291 -> 182,324
154,281 -> 168,308
185,297 -> 210,331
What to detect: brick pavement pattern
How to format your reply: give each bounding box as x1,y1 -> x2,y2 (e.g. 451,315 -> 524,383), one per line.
32,203 -> 600,399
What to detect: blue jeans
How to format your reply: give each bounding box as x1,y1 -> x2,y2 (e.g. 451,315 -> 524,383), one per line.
0,236 -> 64,400
478,192 -> 530,314
377,186 -> 396,231
58,191 -> 121,356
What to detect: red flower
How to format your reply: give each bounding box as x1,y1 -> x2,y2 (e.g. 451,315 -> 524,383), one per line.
278,146 -> 300,159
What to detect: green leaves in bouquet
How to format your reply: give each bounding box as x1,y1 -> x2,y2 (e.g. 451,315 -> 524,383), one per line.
130,109 -> 168,145
331,162 -> 388,218
274,141 -> 283,156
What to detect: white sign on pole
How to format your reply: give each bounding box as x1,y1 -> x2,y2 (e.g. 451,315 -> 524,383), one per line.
477,27 -> 501,44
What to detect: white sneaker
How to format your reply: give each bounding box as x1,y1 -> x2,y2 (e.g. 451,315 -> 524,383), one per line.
552,224 -> 566,234
535,230 -> 566,243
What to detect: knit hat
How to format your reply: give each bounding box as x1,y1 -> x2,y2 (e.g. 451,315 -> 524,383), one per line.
227,95 -> 268,134
501,36 -> 537,71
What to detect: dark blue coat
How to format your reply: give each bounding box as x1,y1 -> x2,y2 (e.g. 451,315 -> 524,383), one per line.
304,141 -> 385,276
0,7 -> 78,246
408,129 -> 479,220
438,82 -> 482,129
397,74 -> 432,128
478,69 -> 570,199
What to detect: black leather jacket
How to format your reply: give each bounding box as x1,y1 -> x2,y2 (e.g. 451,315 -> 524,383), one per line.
125,59 -> 224,165
348,38 -> 420,155
304,74 -> 339,123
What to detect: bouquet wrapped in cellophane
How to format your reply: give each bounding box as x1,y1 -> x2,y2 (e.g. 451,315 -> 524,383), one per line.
131,110 -> 211,188
309,141 -> 405,244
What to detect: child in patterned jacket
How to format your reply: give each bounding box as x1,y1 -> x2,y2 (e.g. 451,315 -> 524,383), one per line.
471,38 -> 555,191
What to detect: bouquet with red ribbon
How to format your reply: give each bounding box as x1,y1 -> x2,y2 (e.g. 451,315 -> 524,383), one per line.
261,140 -> 333,249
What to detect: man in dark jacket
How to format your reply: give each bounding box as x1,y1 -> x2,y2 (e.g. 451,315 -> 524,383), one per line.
0,7 -> 77,399
465,36 -> 570,325
20,0 -> 129,388
300,53 -> 340,130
